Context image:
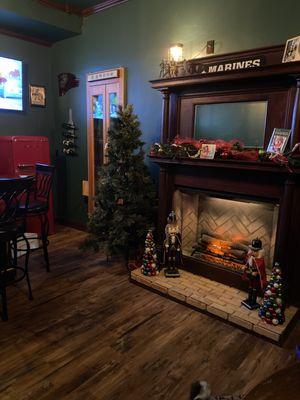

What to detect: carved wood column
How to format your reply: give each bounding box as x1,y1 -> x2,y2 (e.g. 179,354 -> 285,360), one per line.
291,76 -> 300,147
161,89 -> 170,143
157,166 -> 167,243
157,166 -> 174,243
275,176 -> 295,303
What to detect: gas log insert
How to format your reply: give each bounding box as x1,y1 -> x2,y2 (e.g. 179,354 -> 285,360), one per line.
173,189 -> 279,276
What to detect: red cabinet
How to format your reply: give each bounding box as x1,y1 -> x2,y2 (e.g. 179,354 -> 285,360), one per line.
0,136 -> 55,234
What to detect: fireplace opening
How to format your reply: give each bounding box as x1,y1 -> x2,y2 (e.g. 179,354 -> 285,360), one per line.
173,189 -> 279,274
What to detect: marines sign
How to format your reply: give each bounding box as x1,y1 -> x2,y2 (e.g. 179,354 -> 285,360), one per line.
159,56 -> 265,79
196,56 -> 265,74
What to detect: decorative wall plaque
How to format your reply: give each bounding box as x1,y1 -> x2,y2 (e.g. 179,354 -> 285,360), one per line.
87,69 -> 119,82
159,56 -> 265,79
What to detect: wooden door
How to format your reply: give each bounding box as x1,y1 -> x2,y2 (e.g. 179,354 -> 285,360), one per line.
86,68 -> 125,212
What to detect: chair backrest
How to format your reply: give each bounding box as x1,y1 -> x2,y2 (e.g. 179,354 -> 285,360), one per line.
0,177 -> 34,230
35,163 -> 55,205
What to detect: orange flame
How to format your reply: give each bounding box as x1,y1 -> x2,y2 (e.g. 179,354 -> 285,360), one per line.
207,239 -> 231,256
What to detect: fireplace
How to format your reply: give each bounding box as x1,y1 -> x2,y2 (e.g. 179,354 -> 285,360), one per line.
150,45 -> 300,306
173,189 -> 279,274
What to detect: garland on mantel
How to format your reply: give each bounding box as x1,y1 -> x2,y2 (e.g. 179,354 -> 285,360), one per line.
149,137 -> 300,170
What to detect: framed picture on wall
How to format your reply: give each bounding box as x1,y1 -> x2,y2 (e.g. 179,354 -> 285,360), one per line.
282,36 -> 300,63
267,128 -> 291,154
29,85 -> 46,107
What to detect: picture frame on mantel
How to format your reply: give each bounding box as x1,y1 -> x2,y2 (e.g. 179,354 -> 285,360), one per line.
267,128 -> 291,154
282,36 -> 300,63
29,84 -> 46,107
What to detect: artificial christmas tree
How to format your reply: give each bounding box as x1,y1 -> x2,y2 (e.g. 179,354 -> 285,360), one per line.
84,105 -> 156,259
141,229 -> 159,276
259,262 -> 285,326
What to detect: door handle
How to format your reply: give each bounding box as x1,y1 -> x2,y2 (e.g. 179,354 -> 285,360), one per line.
17,164 -> 35,169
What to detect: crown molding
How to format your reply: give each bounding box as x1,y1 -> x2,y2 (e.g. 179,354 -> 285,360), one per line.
37,0 -> 128,16
81,0 -> 128,17
37,0 -> 81,16
0,27 -> 52,47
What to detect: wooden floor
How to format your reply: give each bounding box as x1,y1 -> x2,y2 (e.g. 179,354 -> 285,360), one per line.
0,226 -> 299,400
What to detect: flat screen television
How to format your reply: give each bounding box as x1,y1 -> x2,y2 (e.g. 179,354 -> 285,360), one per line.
0,56 -> 23,111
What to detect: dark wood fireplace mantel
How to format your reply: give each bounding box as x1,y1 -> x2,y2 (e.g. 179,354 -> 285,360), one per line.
150,45 -> 300,306
150,155 -> 300,175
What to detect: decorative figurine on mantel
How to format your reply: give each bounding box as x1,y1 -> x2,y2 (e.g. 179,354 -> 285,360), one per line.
159,59 -> 192,79
163,211 -> 182,277
241,237 -> 267,310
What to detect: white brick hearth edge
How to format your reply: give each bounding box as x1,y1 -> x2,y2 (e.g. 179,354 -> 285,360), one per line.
130,268 -> 298,343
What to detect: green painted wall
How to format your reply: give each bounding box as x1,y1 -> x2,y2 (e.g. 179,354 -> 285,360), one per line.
52,0 -> 300,226
0,33 -> 54,141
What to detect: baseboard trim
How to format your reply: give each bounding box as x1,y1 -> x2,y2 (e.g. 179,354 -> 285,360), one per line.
56,218 -> 87,232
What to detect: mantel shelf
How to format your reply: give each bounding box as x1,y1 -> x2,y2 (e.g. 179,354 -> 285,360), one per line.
149,155 -> 300,175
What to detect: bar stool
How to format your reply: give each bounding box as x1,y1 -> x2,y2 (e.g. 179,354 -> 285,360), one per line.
0,177 -> 34,321
23,163 -> 55,272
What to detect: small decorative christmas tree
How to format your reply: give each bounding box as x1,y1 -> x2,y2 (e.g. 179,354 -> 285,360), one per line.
259,262 -> 285,326
141,230 -> 159,276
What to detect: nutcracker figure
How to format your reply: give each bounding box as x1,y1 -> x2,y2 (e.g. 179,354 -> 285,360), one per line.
163,211 -> 182,277
241,237 -> 267,310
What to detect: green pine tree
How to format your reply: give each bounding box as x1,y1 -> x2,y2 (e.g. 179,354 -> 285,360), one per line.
84,105 -> 156,258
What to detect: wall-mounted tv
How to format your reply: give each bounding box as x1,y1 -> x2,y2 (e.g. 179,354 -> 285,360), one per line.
0,56 -> 23,111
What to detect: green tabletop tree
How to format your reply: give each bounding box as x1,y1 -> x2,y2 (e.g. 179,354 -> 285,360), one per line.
141,229 -> 159,276
84,105 -> 156,260
259,262 -> 285,326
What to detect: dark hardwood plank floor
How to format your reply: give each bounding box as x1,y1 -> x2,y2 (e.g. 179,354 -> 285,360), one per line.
0,226 -> 299,400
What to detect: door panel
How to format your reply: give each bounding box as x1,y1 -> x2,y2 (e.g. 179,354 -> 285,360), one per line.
86,68 -> 125,212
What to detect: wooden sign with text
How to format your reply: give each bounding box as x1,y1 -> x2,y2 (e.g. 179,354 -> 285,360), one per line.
194,56 -> 265,74
87,68 -> 119,82
159,56 -> 265,79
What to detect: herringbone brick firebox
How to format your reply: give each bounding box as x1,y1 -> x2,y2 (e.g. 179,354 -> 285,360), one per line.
173,189 -> 278,273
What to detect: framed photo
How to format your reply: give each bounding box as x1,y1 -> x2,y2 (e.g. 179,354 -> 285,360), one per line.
200,143 -> 216,159
29,85 -> 46,107
282,36 -> 300,63
267,128 -> 291,154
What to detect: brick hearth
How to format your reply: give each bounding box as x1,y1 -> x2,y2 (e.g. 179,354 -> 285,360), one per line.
130,268 -> 298,343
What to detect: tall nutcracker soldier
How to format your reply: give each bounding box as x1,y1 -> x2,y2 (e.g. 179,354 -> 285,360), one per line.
241,237 -> 267,310
163,211 -> 182,277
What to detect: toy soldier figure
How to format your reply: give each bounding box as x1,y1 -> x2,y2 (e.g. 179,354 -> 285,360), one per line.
163,211 -> 182,277
159,59 -> 166,78
170,60 -> 179,77
241,237 -> 267,310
